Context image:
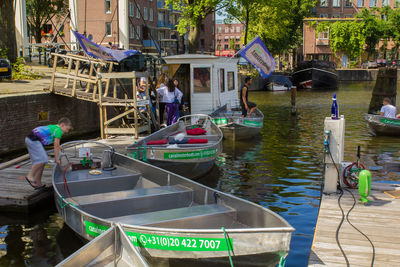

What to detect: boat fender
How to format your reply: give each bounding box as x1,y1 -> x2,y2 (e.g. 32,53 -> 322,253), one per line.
358,170 -> 372,203
174,132 -> 185,141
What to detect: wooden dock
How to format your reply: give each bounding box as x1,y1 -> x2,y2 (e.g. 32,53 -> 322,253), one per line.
0,137 -> 136,213
309,188 -> 400,266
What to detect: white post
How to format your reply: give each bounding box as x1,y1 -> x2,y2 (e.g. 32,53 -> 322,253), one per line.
14,0 -> 29,57
324,116 -> 345,194
69,0 -> 79,50
118,0 -> 129,49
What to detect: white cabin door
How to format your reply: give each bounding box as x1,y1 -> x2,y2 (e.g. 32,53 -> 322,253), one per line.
190,64 -> 213,114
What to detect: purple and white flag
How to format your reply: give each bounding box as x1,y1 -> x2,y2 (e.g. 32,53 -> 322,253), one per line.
239,36 -> 276,78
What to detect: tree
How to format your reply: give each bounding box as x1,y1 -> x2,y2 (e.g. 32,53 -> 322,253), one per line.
26,0 -> 68,44
0,0 -> 17,62
165,0 -> 231,53
355,9 -> 382,60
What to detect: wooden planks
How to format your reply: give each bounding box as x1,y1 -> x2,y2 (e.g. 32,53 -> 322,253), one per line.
309,189 -> 400,266
0,137 -> 137,212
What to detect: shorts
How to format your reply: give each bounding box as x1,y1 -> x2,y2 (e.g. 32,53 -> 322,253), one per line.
241,101 -> 257,116
25,137 -> 48,164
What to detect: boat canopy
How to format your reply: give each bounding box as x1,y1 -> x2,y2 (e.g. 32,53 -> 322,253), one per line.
163,54 -> 240,114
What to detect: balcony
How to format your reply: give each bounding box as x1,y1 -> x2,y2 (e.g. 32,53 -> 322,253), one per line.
142,40 -> 160,50
157,21 -> 175,29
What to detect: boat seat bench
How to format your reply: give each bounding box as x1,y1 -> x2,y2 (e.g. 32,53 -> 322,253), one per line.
67,185 -> 194,218
107,204 -> 237,227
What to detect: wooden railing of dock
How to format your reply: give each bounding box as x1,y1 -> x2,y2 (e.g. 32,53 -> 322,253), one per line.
49,53 -> 153,139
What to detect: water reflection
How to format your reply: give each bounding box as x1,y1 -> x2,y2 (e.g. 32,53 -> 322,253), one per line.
2,82 -> 400,266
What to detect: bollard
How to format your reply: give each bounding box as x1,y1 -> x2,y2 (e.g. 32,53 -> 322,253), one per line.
323,116 -> 345,194
38,48 -> 41,64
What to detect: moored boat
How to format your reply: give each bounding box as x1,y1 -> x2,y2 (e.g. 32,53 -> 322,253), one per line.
210,104 -> 264,141
291,60 -> 338,90
53,141 -> 294,265
365,114 -> 400,136
127,114 -> 223,179
56,224 -> 148,267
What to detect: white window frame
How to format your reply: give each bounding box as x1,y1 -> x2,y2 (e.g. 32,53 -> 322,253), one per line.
129,24 -> 134,39
143,7 -> 148,20
136,4 -> 140,19
129,2 -> 134,17
357,0 -> 364,7
136,25 -> 141,39
320,0 -> 328,7
105,0 -> 111,13
332,0 -> 341,7
105,22 -> 112,36
149,8 -> 153,21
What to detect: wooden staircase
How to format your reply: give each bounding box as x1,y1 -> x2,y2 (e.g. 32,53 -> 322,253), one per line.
49,53 -> 154,139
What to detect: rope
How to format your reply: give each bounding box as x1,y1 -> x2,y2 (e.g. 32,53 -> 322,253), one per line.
63,163 -> 73,198
278,256 -> 286,267
221,227 -> 234,267
60,196 -> 78,209
127,146 -> 147,162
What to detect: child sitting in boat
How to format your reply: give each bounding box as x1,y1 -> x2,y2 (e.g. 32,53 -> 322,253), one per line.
380,97 -> 396,118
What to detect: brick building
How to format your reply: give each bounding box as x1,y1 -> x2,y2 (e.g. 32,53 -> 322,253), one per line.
215,20 -> 244,57
303,0 -> 397,66
37,0 -> 215,55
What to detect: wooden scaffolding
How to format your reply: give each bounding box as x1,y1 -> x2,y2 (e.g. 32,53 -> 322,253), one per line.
49,53 -> 153,139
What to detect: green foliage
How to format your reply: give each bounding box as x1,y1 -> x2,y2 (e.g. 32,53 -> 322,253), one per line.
0,48 -> 8,59
11,58 -> 42,80
229,38 -> 235,50
225,0 -> 316,55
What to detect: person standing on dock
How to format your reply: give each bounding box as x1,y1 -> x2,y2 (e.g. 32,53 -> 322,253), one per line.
380,97 -> 396,118
157,79 -> 183,126
24,118 -> 72,189
156,73 -> 169,127
240,76 -> 257,117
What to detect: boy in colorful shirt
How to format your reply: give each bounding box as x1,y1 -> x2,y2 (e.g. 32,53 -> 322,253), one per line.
25,117 -> 72,189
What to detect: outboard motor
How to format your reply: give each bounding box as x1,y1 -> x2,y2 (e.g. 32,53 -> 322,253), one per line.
101,149 -> 116,171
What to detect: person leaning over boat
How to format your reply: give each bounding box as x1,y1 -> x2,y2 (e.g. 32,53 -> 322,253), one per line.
25,117 -> 72,190
380,97 -> 396,118
157,79 -> 183,126
240,76 -> 257,117
156,73 -> 169,127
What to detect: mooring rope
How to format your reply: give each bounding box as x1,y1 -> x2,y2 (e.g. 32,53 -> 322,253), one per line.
221,227 -> 234,267
60,196 -> 78,209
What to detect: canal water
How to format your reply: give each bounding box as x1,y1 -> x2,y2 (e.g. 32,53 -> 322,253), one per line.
2,81 -> 400,267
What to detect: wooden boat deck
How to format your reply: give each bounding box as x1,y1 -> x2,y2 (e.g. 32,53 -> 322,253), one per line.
0,137 -> 136,212
309,188 -> 400,267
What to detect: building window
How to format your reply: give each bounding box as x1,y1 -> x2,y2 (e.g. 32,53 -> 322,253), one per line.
357,0 -> 364,7
136,25 -> 140,39
320,0 -> 328,7
318,30 -> 329,39
105,0 -> 111,13
369,0 -> 376,7
149,8 -> 153,21
217,36 -> 221,41
129,24 -> 134,38
200,39 -> 205,49
193,68 -> 210,93
344,0 -> 352,7
224,36 -> 229,42
320,14 -> 328,18
219,69 -> 225,92
170,14 -> 175,25
227,72 -> 235,91
129,2 -> 134,17
201,24 -> 205,32
143,7 -> 148,20
105,22 -> 112,36
332,0 -> 340,7
382,0 -> 389,6
224,44 -> 229,49
230,27 -> 234,33
332,14 -> 340,18
136,4 -> 140,18
225,27 -> 229,33
159,31 -> 164,40
217,26 -> 222,33
217,44 -> 222,50
236,36 -> 241,42
236,26 -> 240,32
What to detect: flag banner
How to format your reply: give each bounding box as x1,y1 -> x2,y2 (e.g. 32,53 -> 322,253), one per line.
73,31 -> 139,62
239,36 -> 276,78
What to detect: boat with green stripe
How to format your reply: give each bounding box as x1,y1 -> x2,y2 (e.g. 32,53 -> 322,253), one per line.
53,140 -> 294,265
210,104 -> 264,141
126,114 -> 223,179
365,114 -> 400,136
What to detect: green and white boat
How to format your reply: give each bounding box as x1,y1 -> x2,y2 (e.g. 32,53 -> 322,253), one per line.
210,104 -> 264,141
365,114 -> 400,136
127,114 -> 223,179
53,141 -> 294,265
